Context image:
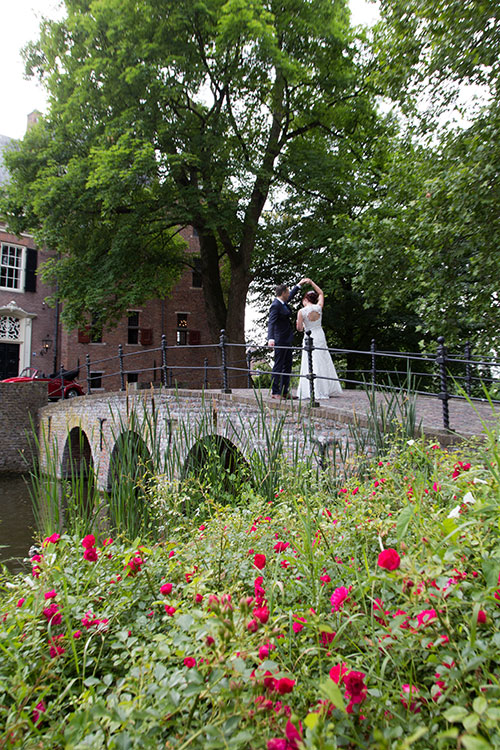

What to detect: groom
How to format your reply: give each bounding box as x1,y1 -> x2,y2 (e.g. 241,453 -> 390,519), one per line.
267,280 -> 305,399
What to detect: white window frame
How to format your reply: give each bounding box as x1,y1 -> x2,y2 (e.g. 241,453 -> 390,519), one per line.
0,243 -> 26,292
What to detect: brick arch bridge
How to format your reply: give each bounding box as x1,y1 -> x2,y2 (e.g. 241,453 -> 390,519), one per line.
38,387 -> 464,491
38,389 -> 357,490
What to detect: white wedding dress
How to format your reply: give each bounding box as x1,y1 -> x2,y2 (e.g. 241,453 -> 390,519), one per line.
296,304 -> 342,400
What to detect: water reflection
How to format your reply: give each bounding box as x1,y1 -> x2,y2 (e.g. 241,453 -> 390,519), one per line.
0,474 -> 37,573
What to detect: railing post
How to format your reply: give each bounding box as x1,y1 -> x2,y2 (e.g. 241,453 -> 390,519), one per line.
371,339 -> 376,387
161,334 -> 168,388
219,329 -> 232,393
59,364 -> 65,399
305,331 -> 319,407
465,340 -> 472,397
118,344 -> 125,391
246,350 -> 253,388
85,353 -> 92,396
204,357 -> 209,390
436,336 -> 450,430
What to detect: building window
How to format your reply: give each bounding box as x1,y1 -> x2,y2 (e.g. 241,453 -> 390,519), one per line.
128,311 -> 140,344
0,244 -> 24,291
176,313 -> 188,345
90,313 -> 103,343
90,371 -> 103,389
192,259 -> 202,288
127,372 -> 138,384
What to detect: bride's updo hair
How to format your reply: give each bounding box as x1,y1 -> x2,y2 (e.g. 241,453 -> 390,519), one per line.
304,290 -> 319,304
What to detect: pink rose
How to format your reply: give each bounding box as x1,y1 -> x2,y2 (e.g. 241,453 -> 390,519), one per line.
273,541 -> 289,553
183,657 -> 196,668
32,700 -> 46,725
330,586 -> 349,612
377,548 -> 401,571
160,583 -> 173,596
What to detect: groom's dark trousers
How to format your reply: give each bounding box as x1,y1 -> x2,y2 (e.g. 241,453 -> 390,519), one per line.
267,285 -> 301,396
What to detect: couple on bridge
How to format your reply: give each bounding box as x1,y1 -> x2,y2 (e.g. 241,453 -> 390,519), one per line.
267,278 -> 343,401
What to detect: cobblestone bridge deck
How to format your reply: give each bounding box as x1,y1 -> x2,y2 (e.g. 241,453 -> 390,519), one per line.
230,387 -> 499,444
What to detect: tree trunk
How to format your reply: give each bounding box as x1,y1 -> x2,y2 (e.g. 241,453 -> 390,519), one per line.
198,231 -> 227,343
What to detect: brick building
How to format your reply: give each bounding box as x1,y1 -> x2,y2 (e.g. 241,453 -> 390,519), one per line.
0,117 -> 217,392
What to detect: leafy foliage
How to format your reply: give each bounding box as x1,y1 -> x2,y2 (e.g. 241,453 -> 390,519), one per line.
0,0 -> 378,343
2,430 -> 500,748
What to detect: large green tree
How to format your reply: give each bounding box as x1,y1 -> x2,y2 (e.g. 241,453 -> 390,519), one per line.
1,0 -> 376,347
347,0 -> 500,351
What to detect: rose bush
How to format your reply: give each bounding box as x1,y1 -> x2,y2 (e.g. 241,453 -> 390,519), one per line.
0,435 -> 499,747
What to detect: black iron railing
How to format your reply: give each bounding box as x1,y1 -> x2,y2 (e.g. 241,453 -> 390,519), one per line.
72,331 -> 499,431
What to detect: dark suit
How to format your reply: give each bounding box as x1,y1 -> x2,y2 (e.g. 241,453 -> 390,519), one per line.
267,285 -> 301,396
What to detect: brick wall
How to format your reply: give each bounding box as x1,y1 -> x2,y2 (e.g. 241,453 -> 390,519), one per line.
61,228 -> 219,392
0,381 -> 47,473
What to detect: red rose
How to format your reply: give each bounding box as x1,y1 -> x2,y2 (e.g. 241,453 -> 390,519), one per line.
275,677 -> 295,695
253,606 -> 269,624
81,534 -> 96,549
254,554 -> 266,570
377,548 -> 401,571
344,670 -> 367,703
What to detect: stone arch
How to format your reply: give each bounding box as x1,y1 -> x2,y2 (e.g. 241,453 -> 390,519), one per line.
61,426 -> 94,480
106,429 -> 153,493
181,433 -> 250,493
106,429 -> 155,532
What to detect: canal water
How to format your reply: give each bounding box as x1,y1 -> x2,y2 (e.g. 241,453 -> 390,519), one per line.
0,474 -> 37,573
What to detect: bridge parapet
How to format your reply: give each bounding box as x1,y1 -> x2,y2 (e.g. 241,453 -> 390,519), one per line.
38,388 -> 366,490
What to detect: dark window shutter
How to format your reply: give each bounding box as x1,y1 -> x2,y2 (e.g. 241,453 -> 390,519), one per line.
188,330 -> 201,345
140,328 -> 153,346
78,328 -> 91,344
24,248 -> 37,292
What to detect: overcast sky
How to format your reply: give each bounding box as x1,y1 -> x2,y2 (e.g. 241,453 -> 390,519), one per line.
0,0 -> 379,140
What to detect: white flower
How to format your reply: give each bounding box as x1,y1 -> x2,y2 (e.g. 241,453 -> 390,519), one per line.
447,505 -> 461,519
463,491 -> 476,504
407,439 -> 415,446
472,477 -> 487,485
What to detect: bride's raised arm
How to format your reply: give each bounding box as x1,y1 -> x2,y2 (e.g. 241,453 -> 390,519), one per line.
308,279 -> 325,307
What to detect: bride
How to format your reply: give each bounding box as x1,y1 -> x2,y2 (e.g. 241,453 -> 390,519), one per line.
296,278 -> 342,400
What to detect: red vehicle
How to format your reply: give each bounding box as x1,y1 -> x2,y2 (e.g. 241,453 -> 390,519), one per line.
1,367 -> 85,400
